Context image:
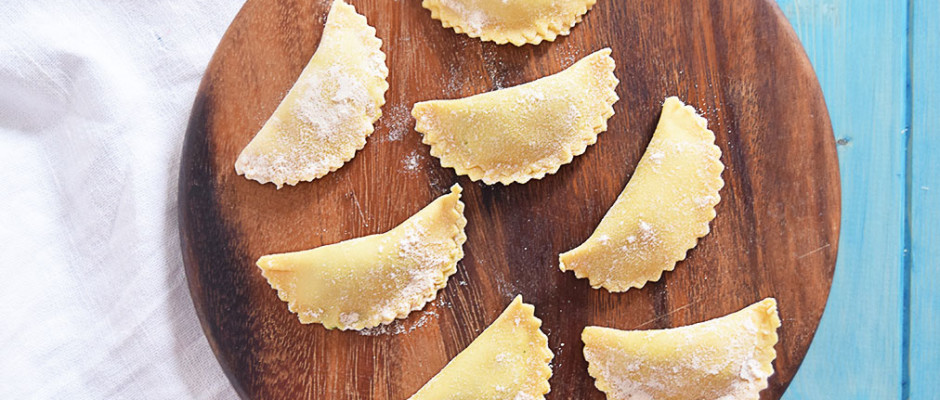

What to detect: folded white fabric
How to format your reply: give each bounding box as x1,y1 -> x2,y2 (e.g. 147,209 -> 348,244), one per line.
0,1 -> 243,398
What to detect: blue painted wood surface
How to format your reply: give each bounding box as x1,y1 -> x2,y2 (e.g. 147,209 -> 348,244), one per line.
774,0 -> 938,398
910,0 -> 939,398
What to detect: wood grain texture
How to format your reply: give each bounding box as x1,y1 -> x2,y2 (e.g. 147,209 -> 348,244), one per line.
178,1 -> 840,399
775,1 -> 909,398
911,0 -> 939,397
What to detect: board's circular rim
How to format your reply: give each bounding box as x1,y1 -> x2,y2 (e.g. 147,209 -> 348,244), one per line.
177,0 -> 841,398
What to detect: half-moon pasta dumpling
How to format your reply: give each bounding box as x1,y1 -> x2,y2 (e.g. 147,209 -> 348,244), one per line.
409,295 -> 553,400
582,298 -> 781,400
559,97 -> 724,291
235,0 -> 388,188
257,184 -> 466,330
413,49 -> 618,185
422,0 -> 598,46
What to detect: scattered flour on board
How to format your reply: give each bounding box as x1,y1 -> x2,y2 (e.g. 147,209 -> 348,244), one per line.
359,310 -> 438,336
444,68 -> 462,94
559,46 -> 578,65
382,103 -> 411,142
402,151 -> 423,173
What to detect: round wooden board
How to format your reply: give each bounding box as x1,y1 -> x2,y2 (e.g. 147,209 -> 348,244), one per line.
179,0 -> 840,399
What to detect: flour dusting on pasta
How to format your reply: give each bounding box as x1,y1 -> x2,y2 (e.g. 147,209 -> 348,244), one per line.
235,0 -> 388,188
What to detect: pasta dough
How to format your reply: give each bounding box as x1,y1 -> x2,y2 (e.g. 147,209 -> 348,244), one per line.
235,0 -> 388,188
413,49 -> 618,185
408,295 -> 553,400
559,97 -> 724,291
582,298 -> 781,400
422,0 -> 598,46
256,184 -> 466,330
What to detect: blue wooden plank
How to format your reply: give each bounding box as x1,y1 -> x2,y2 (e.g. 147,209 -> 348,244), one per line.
775,1 -> 909,398
910,0 -> 939,397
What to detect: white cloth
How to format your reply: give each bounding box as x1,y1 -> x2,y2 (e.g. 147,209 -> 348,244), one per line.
0,1 -> 243,398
